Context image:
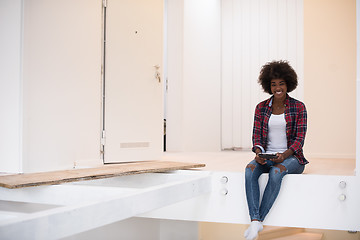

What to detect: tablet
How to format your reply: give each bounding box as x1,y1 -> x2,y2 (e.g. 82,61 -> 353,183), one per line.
258,153 -> 278,160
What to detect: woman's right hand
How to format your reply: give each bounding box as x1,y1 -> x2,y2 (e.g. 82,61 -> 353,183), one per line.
255,153 -> 266,165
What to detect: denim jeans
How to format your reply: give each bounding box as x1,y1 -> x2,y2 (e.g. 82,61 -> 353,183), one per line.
245,155 -> 304,221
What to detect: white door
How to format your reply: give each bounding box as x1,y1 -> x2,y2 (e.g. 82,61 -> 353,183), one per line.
104,0 -> 163,163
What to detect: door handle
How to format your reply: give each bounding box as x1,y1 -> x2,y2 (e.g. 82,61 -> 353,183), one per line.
154,65 -> 161,83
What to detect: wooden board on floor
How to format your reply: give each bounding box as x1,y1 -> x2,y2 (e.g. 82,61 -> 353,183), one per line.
0,161 -> 205,189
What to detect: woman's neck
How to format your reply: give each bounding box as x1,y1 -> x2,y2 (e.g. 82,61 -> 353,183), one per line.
273,95 -> 286,105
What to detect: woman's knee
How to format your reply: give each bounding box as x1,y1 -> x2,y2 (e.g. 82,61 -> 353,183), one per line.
246,163 -> 257,172
245,160 -> 258,178
246,159 -> 258,170
273,164 -> 287,174
268,164 -> 287,182
281,156 -> 305,174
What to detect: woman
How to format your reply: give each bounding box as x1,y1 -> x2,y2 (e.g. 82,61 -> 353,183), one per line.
244,60 -> 308,240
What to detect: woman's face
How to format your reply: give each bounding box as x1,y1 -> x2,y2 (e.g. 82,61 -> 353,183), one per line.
270,78 -> 287,99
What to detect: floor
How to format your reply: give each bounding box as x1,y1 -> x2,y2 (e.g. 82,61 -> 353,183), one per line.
161,151 -> 357,176
0,151 -> 356,177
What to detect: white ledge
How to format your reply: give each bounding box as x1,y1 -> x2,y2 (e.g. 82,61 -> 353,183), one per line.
141,171 -> 360,231
0,171 -> 211,240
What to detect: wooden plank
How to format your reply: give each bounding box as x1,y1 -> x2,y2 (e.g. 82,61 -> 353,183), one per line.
0,161 -> 205,189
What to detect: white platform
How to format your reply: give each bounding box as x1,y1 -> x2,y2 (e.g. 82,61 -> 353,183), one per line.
0,151 -> 359,239
0,171 -> 211,240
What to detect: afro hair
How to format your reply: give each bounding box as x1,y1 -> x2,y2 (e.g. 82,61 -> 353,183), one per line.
258,60 -> 298,94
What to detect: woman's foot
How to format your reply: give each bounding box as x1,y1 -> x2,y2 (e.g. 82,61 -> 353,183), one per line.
244,221 -> 263,240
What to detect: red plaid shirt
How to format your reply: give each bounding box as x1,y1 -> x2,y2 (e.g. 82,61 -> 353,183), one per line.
252,94 -> 308,165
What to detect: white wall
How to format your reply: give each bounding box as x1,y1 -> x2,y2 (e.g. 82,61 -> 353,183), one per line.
304,0 -> 356,159
221,0 -> 304,150
167,0 -> 356,161
165,0 -> 184,151
166,0 -> 221,152
21,0 -> 103,172
0,0 -> 103,173
166,0 -> 304,152
357,0 -> 360,176
0,0 -> 23,173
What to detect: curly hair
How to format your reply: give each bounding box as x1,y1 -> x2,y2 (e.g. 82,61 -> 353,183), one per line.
258,60 -> 298,94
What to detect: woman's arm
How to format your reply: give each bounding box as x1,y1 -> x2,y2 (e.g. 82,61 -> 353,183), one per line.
252,103 -> 268,165
276,102 -> 307,163
252,104 -> 266,153
289,102 -> 307,154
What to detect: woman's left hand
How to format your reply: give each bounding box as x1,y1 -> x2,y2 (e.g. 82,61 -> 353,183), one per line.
274,149 -> 294,163
274,153 -> 285,163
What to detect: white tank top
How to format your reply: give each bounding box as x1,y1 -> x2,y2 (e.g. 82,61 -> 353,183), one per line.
266,113 -> 287,154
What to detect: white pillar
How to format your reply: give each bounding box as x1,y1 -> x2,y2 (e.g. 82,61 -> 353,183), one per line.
357,0 -> 360,177
0,0 -> 23,173
166,0 -> 222,152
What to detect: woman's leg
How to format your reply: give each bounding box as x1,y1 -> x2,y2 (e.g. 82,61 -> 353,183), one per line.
259,156 -> 305,221
245,159 -> 271,221
244,160 -> 271,240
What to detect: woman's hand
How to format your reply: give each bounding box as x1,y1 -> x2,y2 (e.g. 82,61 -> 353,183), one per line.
274,153 -> 285,163
274,149 -> 294,163
255,153 -> 267,165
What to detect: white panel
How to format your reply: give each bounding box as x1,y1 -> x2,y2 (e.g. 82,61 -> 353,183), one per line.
268,0 -> 279,59
286,1 -> 298,66
295,0 -> 304,101
221,0 -> 234,149
166,0 -> 221,151
278,0 -> 288,59
221,0 -> 304,150
0,0 -> 23,173
166,0 -> 184,151
232,0 -> 242,148
249,0 -> 261,149
258,0 -> 272,103
240,0 -> 252,149
143,172 -> 360,231
104,0 -> 163,162
357,0 -> 360,176
22,0 -> 102,172
259,0 -> 269,65
182,0 -> 221,151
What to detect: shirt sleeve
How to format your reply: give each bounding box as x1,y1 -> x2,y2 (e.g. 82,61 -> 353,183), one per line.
289,102 -> 307,153
252,103 -> 265,153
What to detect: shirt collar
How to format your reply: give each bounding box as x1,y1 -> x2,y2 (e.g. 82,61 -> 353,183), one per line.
268,94 -> 290,107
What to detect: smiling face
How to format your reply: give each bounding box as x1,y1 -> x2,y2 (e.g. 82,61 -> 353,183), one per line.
270,78 -> 287,100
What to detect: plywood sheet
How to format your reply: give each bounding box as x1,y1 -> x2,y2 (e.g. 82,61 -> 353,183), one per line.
0,161 -> 205,189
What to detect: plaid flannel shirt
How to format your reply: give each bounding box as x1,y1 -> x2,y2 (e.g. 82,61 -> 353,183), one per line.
252,94 -> 308,165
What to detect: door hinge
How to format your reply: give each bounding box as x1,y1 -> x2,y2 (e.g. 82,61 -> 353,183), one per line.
103,0 -> 107,8
101,130 -> 106,146
166,77 -> 169,92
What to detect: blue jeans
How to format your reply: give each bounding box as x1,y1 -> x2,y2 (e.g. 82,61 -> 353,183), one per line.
245,155 -> 305,221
